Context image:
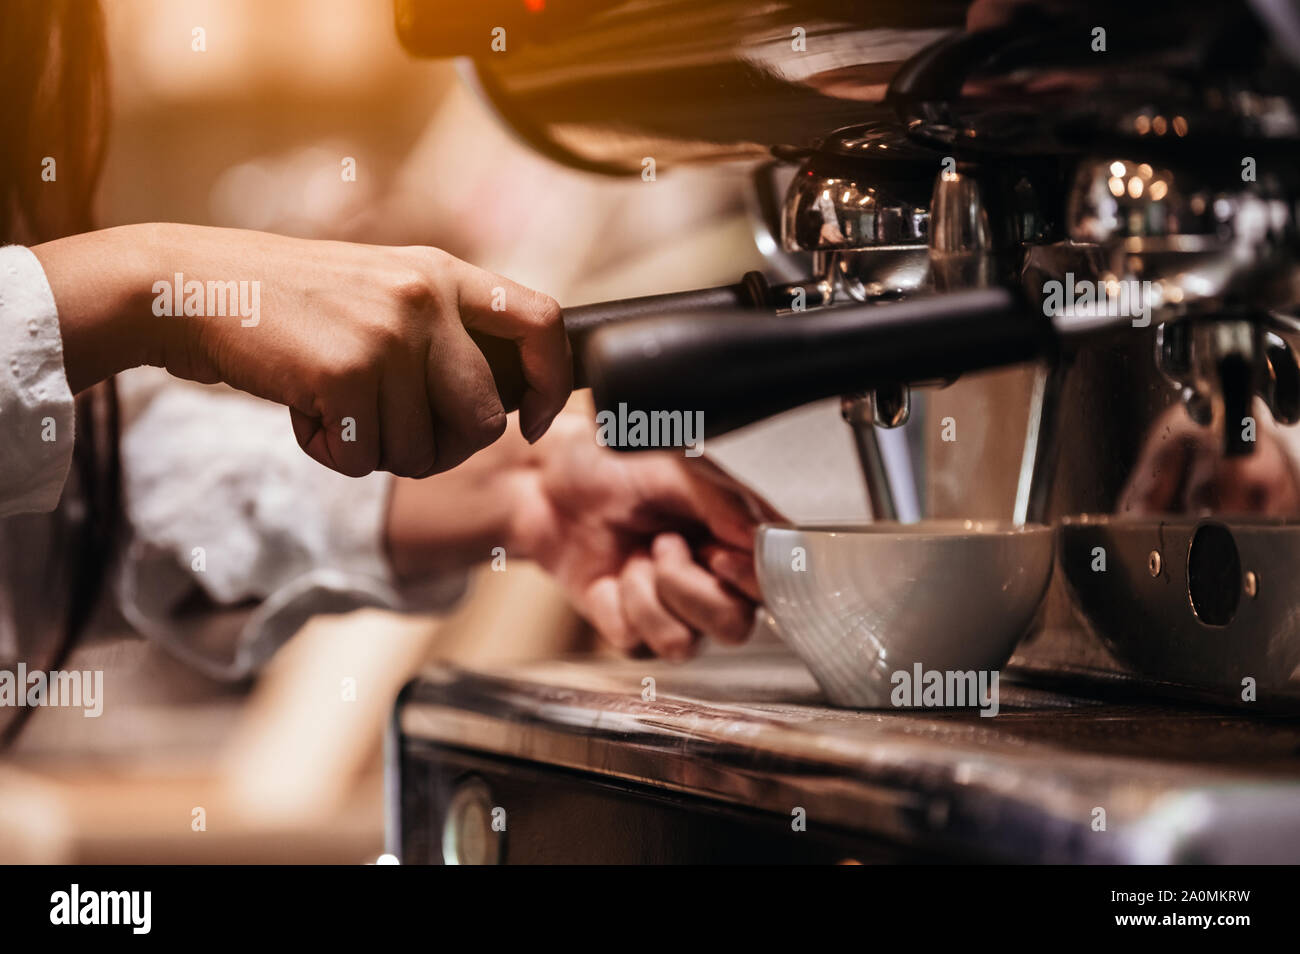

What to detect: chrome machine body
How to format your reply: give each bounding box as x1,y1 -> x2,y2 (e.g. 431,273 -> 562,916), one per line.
397,0 -> 1300,706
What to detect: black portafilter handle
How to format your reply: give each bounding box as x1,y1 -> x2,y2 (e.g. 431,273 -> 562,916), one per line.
581,286 -> 1052,440
470,272 -> 820,408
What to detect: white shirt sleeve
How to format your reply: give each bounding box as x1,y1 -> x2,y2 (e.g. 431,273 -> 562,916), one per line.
113,369 -> 466,679
0,245 -> 462,678
0,246 -> 75,517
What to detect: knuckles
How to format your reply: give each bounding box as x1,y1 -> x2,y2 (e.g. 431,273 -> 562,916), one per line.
389,445 -> 439,480
526,293 -> 563,332
467,406 -> 508,447
388,269 -> 439,313
300,247 -> 554,479
314,349 -> 377,393
387,255 -> 456,320
333,456 -> 376,479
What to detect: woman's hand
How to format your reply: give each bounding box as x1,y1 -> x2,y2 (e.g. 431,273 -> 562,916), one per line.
1118,402 -> 1300,514
511,413 -> 765,658
386,408 -> 772,659
34,223 -> 570,477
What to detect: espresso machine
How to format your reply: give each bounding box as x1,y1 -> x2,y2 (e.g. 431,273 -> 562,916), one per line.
389,0 -> 1300,862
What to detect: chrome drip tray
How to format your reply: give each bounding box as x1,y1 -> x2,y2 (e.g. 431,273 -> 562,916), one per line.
1059,516 -> 1300,698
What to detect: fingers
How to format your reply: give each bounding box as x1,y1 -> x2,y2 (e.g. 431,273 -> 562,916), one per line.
642,459 -> 760,551
378,352 -> 438,478
618,554 -> 697,661
652,534 -> 755,644
579,537 -> 760,658
581,576 -> 639,652
450,259 -> 571,444
424,323 -> 508,473
684,456 -> 786,523
699,542 -> 762,602
288,388 -> 380,479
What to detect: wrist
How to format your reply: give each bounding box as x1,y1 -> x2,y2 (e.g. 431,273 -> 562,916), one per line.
121,223 -> 190,370
501,412 -> 588,564
32,223 -> 171,392
501,463 -> 548,565
383,416 -> 545,579
498,430 -> 551,564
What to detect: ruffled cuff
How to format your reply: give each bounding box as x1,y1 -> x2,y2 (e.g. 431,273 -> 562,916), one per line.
0,246 -> 75,517
114,372 -> 465,679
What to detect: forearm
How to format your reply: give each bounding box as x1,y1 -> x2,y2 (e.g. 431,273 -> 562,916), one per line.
31,224 -> 164,394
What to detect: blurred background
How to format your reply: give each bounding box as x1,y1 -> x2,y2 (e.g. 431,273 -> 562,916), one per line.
0,0 -> 871,863
97,0 -> 758,299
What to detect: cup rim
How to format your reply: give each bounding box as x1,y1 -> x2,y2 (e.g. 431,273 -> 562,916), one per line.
758,519 -> 1053,538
